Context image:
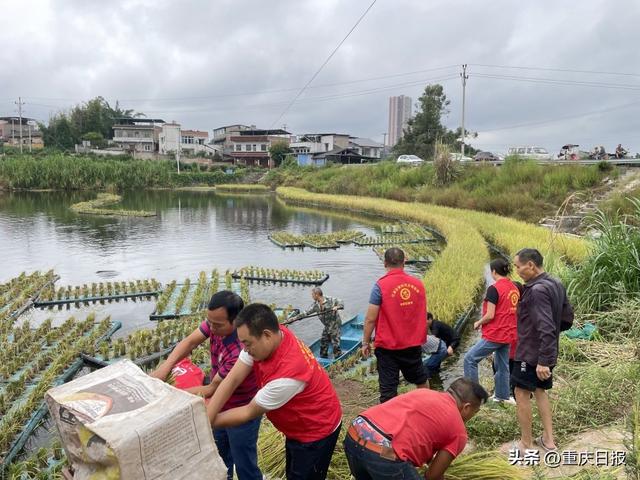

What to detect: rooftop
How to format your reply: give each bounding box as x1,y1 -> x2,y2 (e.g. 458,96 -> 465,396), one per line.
238,129 -> 290,136
0,116 -> 37,125
113,117 -> 166,125
349,137 -> 383,148
181,130 -> 209,137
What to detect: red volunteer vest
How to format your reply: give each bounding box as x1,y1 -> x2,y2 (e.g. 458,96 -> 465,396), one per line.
375,269 -> 427,350
253,327 -> 342,443
481,277 -> 519,344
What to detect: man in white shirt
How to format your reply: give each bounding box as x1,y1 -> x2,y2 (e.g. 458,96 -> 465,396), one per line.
206,303 -> 343,480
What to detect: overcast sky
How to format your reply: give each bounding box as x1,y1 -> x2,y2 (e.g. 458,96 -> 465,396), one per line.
2,0 -> 639,154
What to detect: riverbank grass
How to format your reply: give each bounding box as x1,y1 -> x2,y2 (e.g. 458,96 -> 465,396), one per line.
215,184 -> 270,193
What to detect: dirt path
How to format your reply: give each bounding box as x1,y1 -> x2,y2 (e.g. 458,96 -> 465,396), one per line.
496,424 -> 629,478
540,169 -> 640,233
333,377 -> 378,419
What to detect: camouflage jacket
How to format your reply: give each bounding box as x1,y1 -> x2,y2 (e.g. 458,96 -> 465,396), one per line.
304,296 -> 344,327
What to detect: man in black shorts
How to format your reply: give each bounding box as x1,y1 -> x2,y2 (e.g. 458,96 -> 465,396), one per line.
362,248 -> 429,403
511,248 -> 573,452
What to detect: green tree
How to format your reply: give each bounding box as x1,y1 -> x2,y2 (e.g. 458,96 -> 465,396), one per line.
393,84 -> 478,159
393,84 -> 450,160
82,131 -> 106,148
269,141 -> 292,167
40,114 -> 76,149
40,97 -> 143,148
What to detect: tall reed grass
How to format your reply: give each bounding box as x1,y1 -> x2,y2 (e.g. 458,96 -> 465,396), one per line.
0,154 -> 235,190
566,200 -> 640,311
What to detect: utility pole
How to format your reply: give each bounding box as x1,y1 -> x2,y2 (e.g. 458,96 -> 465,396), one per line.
28,122 -> 32,152
15,97 -> 24,154
460,64 -> 468,157
176,129 -> 181,174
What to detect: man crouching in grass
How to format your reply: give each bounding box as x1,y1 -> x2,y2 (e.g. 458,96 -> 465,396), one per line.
344,377 -> 488,480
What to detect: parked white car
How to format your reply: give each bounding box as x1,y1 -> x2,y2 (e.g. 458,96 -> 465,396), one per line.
397,154 -> 424,165
507,146 -> 552,160
449,152 -> 473,162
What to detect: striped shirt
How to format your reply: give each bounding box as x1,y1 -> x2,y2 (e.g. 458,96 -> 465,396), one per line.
199,321 -> 258,411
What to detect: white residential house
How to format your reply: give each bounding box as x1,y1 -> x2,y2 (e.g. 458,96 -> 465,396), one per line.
290,133 -> 383,165
112,118 -> 164,153
289,133 -> 351,155
349,137 -> 384,159
228,128 -> 290,167
159,123 -> 214,155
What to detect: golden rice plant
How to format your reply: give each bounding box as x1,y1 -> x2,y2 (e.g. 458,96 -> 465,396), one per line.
215,184 -> 269,192
277,187 -> 488,324
436,205 -> 588,267
442,451 -> 527,480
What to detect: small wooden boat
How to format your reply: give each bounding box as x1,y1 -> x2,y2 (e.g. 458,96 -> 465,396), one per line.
308,314 -> 364,368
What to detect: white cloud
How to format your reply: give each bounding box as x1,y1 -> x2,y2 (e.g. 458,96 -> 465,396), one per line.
1,0 -> 639,153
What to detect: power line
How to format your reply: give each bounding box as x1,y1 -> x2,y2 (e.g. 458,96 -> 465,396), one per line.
472,73 -> 640,91
470,63 -> 640,78
478,100 -> 640,133
19,65 -> 457,105
136,74 -> 459,115
270,0 -> 378,128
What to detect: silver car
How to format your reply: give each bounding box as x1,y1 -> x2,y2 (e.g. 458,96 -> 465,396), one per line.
397,154 -> 424,165
507,146 -> 551,160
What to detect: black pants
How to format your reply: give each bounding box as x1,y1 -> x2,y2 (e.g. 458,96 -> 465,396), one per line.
375,347 -> 428,403
285,424 -> 341,479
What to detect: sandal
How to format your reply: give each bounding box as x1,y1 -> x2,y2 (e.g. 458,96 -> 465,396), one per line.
534,436 -> 557,452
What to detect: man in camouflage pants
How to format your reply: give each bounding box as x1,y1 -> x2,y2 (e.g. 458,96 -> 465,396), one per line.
299,287 -> 344,358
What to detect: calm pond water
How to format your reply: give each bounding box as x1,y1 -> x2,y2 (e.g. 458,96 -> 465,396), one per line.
0,190 -> 431,342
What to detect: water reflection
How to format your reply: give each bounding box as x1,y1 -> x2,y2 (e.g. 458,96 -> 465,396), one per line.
0,190 -> 405,343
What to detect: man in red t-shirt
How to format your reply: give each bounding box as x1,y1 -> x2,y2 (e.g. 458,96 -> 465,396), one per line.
362,247 -> 428,403
344,378 -> 488,479
207,303 -> 342,480
151,291 -> 262,480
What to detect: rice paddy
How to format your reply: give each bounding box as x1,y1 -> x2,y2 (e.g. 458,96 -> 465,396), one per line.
70,193 -> 157,217
3,184 -> 637,479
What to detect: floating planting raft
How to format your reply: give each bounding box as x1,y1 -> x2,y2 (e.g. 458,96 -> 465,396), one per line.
0,270 -> 59,330
353,223 -> 435,246
232,267 -> 329,286
81,316 -> 209,370
70,193 -> 156,217
269,230 -> 364,249
34,279 -> 162,307
150,270 -> 250,320
1,317 -> 207,476
268,232 -> 305,248
0,314 -> 121,468
373,243 -> 436,265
